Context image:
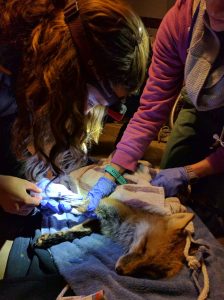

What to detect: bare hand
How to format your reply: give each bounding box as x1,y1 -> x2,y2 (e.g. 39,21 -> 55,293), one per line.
0,175 -> 42,215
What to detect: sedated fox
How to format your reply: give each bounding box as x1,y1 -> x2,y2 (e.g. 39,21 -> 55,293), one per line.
35,197 -> 194,279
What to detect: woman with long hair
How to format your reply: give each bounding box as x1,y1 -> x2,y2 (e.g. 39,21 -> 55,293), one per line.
0,0 -> 149,215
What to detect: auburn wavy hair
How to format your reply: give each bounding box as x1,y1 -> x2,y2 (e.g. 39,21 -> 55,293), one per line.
0,0 -> 149,180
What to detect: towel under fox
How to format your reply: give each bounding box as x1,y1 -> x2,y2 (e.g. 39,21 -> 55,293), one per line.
35,197 -> 194,279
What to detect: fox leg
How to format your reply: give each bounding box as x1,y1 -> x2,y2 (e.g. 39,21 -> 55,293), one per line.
34,218 -> 100,248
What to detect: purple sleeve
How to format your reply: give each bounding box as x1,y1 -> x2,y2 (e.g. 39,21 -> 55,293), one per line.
112,0 -> 193,171
207,147 -> 224,173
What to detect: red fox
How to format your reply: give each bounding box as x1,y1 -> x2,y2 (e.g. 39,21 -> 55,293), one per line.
35,197 -> 194,279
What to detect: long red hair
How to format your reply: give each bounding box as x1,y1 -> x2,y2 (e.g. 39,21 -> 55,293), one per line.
0,0 -> 149,180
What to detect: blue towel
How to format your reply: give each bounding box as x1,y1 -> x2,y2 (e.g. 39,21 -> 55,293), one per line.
50,214 -> 224,300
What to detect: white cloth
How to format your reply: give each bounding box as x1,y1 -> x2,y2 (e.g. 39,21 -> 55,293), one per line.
71,159 -> 187,215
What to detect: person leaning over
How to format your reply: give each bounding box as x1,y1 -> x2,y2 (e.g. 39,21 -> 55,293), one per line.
0,0 -> 149,218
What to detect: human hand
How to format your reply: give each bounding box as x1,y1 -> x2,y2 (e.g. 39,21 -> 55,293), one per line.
86,177 -> 116,212
0,175 -> 42,215
40,199 -> 73,214
36,178 -> 83,214
150,167 -> 189,197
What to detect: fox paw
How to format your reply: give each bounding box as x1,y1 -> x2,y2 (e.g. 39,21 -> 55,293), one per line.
34,225 -> 93,248
34,231 -> 72,248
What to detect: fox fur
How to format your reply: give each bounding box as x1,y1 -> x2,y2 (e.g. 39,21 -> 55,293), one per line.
35,197 -> 194,279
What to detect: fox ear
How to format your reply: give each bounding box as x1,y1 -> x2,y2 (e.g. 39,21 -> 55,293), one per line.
167,213 -> 194,231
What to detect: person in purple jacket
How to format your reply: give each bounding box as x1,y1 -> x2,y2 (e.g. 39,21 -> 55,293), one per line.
88,0 -> 224,221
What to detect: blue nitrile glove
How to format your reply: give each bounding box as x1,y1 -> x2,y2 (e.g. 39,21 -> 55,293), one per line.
35,178 -> 83,214
86,177 -> 116,212
150,167 -> 189,197
40,198 -> 72,214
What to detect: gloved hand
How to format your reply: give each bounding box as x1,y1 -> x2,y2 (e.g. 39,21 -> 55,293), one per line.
150,167 -> 189,197
35,178 -> 83,214
40,198 -> 72,214
86,177 -> 116,212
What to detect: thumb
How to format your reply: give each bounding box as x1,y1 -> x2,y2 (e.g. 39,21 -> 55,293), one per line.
26,182 -> 42,194
25,182 -> 42,206
24,193 -> 42,206
150,177 -> 163,186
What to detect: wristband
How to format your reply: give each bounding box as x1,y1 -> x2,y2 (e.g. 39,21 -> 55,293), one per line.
104,165 -> 127,185
184,165 -> 199,184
